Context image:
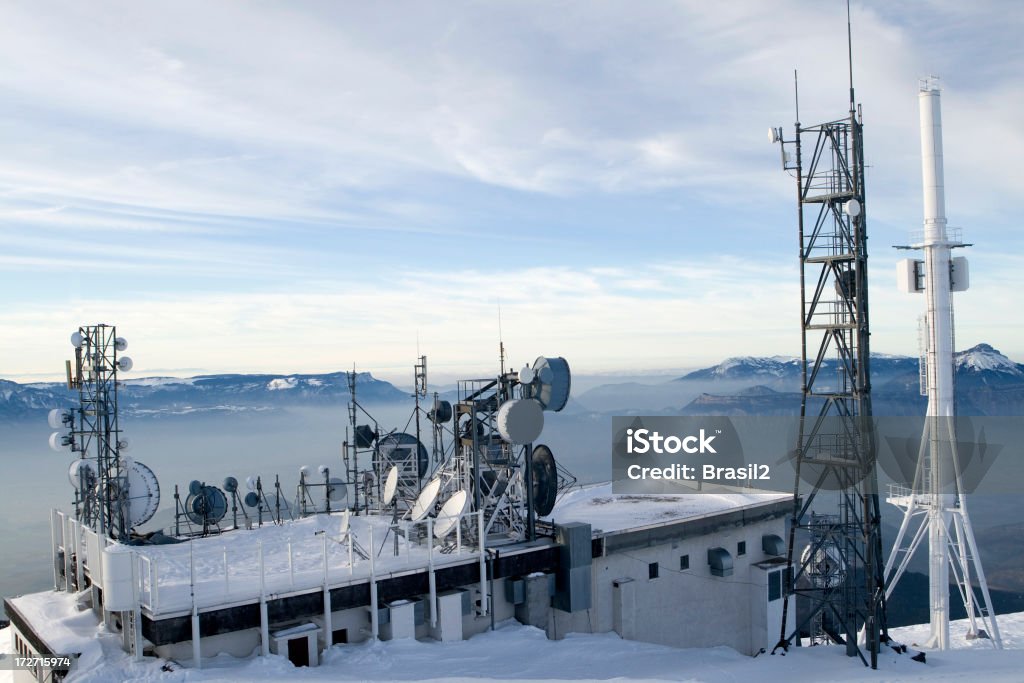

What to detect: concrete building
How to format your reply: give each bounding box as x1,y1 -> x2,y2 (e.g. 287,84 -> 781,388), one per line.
6,484 -> 792,679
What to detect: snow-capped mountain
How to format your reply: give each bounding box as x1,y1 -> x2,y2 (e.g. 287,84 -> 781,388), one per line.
0,371 -> 408,419
678,356 -> 802,382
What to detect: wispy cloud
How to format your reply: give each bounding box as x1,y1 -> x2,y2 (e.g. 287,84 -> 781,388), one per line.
0,1 -> 1021,379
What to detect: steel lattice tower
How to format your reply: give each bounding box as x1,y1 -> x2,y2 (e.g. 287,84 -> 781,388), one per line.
771,81 -> 888,666
68,324 -> 131,539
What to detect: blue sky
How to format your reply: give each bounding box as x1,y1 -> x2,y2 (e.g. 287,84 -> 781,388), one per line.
1,1 -> 1022,384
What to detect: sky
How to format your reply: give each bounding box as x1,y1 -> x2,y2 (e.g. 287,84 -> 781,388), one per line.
1,0 -> 1022,385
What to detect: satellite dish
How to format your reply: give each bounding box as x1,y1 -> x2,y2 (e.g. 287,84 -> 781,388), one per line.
355,424 -> 377,449
531,445 -> 558,517
518,365 -> 536,385
410,477 -> 442,522
339,508 -> 351,536
327,478 -> 348,507
189,479 -> 202,496
528,357 -> 571,412
427,399 -> 452,424
117,356 -> 133,372
49,431 -> 71,452
48,408 -> 72,429
382,465 -> 399,507
244,491 -> 260,508
377,432 -> 429,478
185,485 -> 227,526
318,465 -> 329,477
71,331 -> 83,348
223,476 -> 239,493
115,337 -> 128,352
123,460 -> 161,527
844,198 -> 862,217
433,490 -> 469,540
117,438 -> 130,452
246,476 -> 257,492
300,465 -> 310,476
496,398 -> 544,444
68,459 -> 96,490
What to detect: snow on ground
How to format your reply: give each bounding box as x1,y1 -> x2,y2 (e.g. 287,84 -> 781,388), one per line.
7,584 -> 1022,682
545,482 -> 789,533
5,607 -> 1022,683
267,377 -> 298,390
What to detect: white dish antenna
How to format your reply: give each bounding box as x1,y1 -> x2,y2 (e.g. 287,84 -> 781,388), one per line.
123,460 -> 161,527
117,356 -> 133,372
115,337 -> 128,352
433,489 -> 469,540
49,431 -> 72,452
410,477 -> 442,522
48,408 -> 72,429
117,438 -> 130,452
496,398 -> 544,444
68,459 -> 96,490
382,465 -> 399,507
70,331 -> 83,348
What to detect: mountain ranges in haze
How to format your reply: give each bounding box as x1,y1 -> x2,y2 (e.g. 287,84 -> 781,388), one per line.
2,343 -> 1022,420
0,371 -> 407,419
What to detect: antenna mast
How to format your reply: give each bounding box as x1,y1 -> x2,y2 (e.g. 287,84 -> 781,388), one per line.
769,5 -> 888,666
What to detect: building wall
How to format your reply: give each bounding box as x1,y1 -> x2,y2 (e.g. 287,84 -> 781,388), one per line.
551,514 -> 788,656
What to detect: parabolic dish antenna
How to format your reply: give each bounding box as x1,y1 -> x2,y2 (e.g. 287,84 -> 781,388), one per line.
68,459 -> 96,490
433,489 -> 469,540
49,431 -> 71,452
123,460 -> 161,527
223,476 -> 238,493
428,399 -> 453,424
410,477 -> 442,522
48,408 -> 72,429
185,485 -> 227,526
70,331 -> 83,348
528,356 -> 571,412
376,432 -> 429,478
244,491 -> 260,508
531,445 -> 558,517
189,479 -> 202,496
496,398 -> 544,444
327,478 -> 348,507
382,465 -> 399,507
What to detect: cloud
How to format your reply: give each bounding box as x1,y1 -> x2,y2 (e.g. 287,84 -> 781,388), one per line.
0,1 -> 1021,379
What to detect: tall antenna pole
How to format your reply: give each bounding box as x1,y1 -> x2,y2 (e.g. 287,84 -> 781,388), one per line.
885,80 -> 1002,650
847,0 -> 855,112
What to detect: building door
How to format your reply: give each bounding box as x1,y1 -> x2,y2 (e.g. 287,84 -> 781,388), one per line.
287,637 -> 309,667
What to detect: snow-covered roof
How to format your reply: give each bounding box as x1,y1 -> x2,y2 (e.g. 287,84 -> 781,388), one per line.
543,482 -> 790,534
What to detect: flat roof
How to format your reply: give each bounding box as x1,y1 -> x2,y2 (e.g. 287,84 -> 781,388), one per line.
543,482 -> 791,534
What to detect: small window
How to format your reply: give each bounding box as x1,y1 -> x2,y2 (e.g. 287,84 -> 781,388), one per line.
737,541 -> 746,556
680,554 -> 690,570
769,570 -> 782,601
648,562 -> 659,579
332,627 -> 348,644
